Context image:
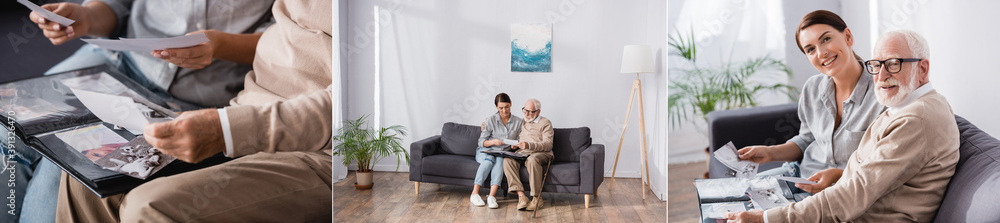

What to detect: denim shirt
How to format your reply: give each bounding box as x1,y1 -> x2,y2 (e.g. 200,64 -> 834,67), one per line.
788,68 -> 886,178
477,112 -> 523,150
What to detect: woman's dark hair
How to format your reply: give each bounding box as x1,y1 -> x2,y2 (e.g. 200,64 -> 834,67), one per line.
795,10 -> 862,61
494,93 -> 511,106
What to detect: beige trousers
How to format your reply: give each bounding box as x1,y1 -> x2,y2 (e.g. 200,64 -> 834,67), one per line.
502,152 -> 553,197
56,151 -> 332,222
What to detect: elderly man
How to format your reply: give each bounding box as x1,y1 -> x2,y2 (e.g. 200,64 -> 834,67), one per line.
726,29 -> 959,222
503,98 -> 554,211
54,0 -> 331,222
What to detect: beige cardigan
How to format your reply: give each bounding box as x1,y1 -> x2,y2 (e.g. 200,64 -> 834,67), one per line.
223,0 -> 333,157
766,91 -> 960,222
515,116 -> 555,156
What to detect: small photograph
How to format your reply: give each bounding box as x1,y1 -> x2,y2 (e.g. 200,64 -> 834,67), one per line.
747,188 -> 791,210
54,125 -> 129,162
94,137 -> 175,179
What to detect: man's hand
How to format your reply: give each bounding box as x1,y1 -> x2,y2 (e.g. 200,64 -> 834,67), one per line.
724,210 -> 764,223
516,141 -> 528,151
144,109 -> 225,163
29,3 -> 90,45
797,168 -> 844,194
738,145 -> 773,164
153,30 -> 217,69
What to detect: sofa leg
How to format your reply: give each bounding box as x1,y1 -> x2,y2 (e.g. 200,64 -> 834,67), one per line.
414,182 -> 420,195
585,194 -> 590,208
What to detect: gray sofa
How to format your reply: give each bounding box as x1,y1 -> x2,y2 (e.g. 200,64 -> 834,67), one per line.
706,103 -> 1000,222
409,122 -> 605,207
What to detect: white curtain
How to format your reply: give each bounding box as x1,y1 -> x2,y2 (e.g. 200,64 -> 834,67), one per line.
668,0 -> 788,163
332,0 -> 348,182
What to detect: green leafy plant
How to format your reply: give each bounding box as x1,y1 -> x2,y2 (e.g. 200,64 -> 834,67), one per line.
668,28 -> 799,129
332,114 -> 409,172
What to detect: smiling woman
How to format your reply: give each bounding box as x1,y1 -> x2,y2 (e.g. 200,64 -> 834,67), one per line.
736,8 -> 886,200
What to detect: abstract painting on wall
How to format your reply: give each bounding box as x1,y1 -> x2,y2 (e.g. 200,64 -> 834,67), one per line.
511,23 -> 552,72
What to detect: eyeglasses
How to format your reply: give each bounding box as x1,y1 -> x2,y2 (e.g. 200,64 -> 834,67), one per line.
522,107 -> 538,114
864,58 -> 922,75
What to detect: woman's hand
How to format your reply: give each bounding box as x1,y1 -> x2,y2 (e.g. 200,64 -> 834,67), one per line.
152,30 -> 216,69
737,145 -> 774,164
29,3 -> 90,45
483,139 -> 502,147
796,168 -> 844,194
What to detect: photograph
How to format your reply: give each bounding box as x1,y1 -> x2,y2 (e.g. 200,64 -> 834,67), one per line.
54,124 -> 128,162
94,137 -> 176,179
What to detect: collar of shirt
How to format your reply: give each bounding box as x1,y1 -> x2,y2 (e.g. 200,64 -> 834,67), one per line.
887,82 -> 934,113
491,112 -> 520,126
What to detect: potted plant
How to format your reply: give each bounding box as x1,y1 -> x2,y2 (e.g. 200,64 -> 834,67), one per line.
668,29 -> 799,178
668,29 -> 799,129
332,114 -> 409,189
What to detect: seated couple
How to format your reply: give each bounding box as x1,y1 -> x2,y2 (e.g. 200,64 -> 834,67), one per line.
470,93 -> 553,211
725,10 -> 959,223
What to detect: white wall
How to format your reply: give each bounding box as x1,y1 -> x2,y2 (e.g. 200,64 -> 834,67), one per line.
345,0 -> 667,200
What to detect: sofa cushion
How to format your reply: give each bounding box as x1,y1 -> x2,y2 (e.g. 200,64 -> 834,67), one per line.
552,127 -> 592,163
422,154 -> 480,179
440,122 -> 481,156
934,116 -> 1000,222
518,162 -> 580,186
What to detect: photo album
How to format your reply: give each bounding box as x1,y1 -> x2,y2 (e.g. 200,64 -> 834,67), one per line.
0,66 -> 230,197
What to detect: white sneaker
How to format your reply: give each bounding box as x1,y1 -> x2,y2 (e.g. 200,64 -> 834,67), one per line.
471,194 -> 485,206
487,196 -> 499,209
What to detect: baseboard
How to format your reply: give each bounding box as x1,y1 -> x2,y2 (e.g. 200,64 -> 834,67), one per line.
604,170 -> 642,178
353,165 -> 653,177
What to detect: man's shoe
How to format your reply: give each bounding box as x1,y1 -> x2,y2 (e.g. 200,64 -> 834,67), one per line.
525,198 -> 543,211
487,196 -> 499,209
516,195 -> 530,210
471,194 -> 485,207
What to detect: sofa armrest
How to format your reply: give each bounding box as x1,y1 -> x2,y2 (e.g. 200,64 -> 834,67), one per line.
579,143 -> 605,194
706,103 -> 799,178
409,135 -> 442,181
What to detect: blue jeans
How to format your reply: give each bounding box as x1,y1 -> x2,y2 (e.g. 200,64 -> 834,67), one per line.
1,123 -> 58,223
473,147 -> 504,187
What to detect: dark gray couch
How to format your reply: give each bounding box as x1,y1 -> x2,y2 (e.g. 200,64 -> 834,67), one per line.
409,122 -> 605,207
706,103 -> 1000,222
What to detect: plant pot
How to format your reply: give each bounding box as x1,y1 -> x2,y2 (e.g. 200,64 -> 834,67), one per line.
355,170 -> 374,189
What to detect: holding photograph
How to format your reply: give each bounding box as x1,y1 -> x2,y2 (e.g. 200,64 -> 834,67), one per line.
95,137 -> 175,179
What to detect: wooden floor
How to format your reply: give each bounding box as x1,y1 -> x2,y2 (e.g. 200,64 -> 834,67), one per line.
668,160 -> 708,223
333,171 -> 666,222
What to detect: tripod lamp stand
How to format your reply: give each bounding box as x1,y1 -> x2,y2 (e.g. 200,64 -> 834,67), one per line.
608,45 -> 653,199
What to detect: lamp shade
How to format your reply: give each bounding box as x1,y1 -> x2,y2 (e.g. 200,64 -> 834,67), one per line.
620,45 -> 653,74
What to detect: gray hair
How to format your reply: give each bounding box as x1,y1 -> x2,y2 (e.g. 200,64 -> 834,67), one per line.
526,98 -> 541,110
880,29 -> 929,59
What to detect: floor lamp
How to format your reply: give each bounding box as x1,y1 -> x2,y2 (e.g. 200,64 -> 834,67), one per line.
608,45 -> 653,199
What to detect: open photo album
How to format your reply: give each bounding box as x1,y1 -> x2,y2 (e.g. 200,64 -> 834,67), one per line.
0,66 -> 230,198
